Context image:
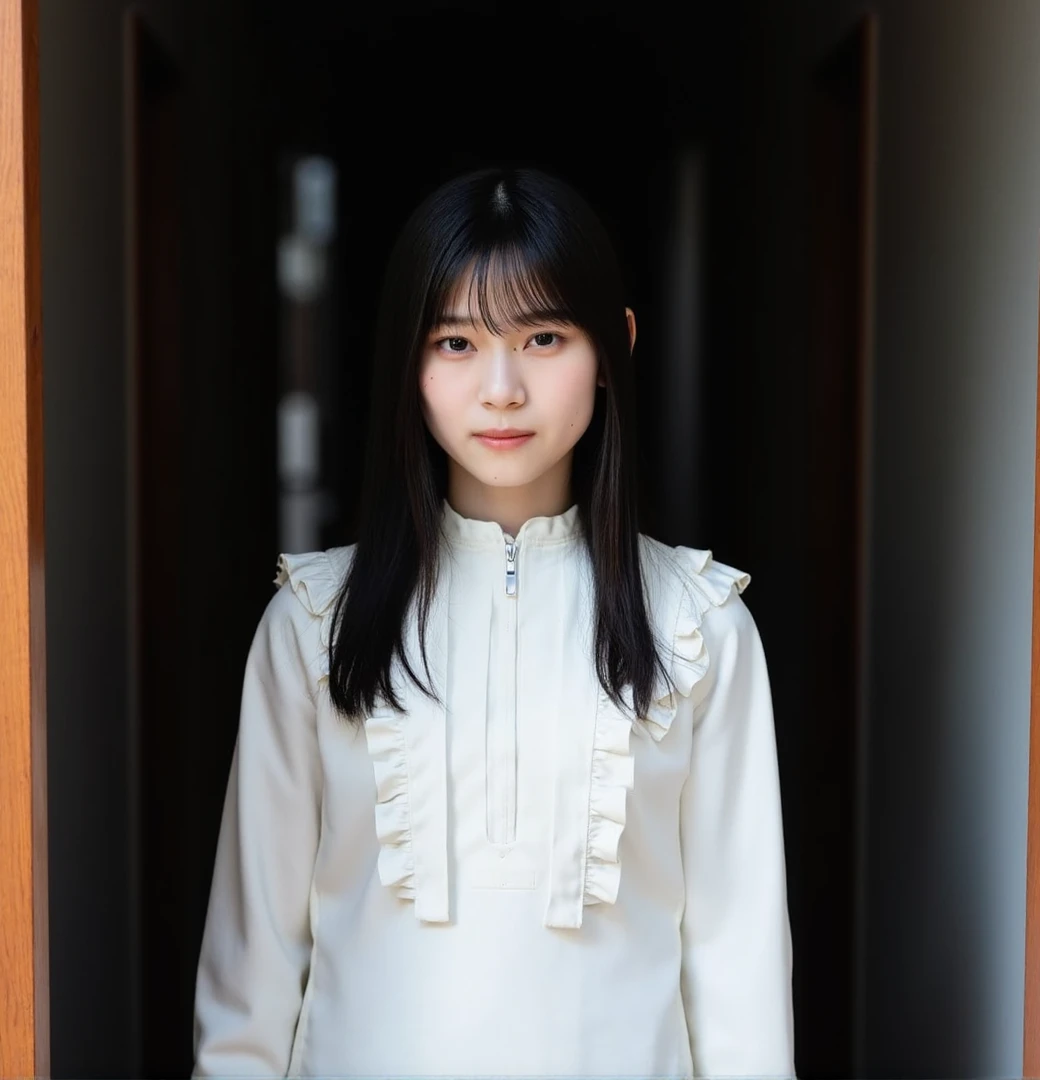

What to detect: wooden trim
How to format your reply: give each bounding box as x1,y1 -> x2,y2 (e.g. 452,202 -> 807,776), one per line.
1024,257 -> 1040,1079
0,0 -> 48,1077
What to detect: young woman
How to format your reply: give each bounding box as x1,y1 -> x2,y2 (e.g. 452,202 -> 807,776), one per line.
192,167 -> 795,1078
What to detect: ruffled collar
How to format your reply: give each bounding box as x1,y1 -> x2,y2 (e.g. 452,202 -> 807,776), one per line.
439,497 -> 582,548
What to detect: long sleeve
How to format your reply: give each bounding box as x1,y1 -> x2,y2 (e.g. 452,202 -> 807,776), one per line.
679,591 -> 795,1078
192,582 -> 323,1077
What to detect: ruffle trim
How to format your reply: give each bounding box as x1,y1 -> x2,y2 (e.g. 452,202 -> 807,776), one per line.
642,546 -> 750,742
275,546 -> 422,906
273,547 -> 353,682
584,703 -> 636,907
363,704 -> 417,899
581,546 -> 749,912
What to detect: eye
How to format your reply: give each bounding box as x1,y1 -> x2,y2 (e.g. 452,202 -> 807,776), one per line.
530,331 -> 562,348
437,336 -> 472,354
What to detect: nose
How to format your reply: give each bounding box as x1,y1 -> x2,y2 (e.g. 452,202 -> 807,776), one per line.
479,339 -> 526,409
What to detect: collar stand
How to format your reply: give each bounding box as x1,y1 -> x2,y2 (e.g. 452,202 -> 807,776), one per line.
440,497 -> 582,547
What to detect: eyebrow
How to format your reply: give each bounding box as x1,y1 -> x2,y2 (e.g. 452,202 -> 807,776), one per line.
429,308 -> 573,332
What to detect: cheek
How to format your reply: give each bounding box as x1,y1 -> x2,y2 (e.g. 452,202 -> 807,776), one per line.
420,366 -> 464,437
418,367 -> 440,429
545,359 -> 598,426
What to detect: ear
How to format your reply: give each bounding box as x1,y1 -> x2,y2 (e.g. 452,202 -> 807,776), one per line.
598,307 -> 637,388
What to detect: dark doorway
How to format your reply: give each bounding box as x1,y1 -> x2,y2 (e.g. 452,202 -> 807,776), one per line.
135,2 -> 834,1075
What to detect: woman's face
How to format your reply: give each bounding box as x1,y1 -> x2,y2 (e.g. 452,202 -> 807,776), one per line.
419,273 -> 618,511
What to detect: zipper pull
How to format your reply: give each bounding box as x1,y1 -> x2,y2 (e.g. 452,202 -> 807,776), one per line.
504,538 -> 518,596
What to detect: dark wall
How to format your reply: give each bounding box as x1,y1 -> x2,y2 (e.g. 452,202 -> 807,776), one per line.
738,1 -> 1040,1076
39,2 -> 181,1075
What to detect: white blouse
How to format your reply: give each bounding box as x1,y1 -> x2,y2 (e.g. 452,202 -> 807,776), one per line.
192,499 -> 795,1078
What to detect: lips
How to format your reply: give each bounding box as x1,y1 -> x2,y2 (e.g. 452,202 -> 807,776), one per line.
474,429 -> 535,449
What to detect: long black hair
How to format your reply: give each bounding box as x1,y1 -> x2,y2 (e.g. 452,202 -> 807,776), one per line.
328,166 -> 674,725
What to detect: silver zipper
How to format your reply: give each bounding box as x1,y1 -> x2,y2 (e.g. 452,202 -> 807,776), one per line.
495,533 -> 519,844
504,537 -> 518,596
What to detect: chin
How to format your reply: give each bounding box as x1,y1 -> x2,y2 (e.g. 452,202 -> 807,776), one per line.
473,471 -> 540,489
464,461 -> 544,488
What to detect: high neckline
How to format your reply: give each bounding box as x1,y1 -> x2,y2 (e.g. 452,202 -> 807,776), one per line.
439,497 -> 582,548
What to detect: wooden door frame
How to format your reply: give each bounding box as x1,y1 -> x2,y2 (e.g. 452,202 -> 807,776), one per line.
0,0 -> 48,1076
1024,265 -> 1040,1078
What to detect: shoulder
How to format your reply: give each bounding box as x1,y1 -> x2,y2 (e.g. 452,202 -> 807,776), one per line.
637,533 -> 751,634
252,544 -> 356,687
273,543 -> 357,620
636,533 -> 756,733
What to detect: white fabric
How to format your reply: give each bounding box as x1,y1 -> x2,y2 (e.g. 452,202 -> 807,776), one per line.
192,498 -> 795,1078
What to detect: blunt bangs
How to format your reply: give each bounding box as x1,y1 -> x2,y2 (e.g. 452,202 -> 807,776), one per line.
427,243 -> 580,338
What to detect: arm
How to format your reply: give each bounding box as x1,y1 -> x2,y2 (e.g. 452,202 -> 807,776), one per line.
679,593 -> 795,1078
192,583 -> 322,1077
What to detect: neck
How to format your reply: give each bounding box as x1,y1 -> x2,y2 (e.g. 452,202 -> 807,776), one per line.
446,457 -> 574,538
